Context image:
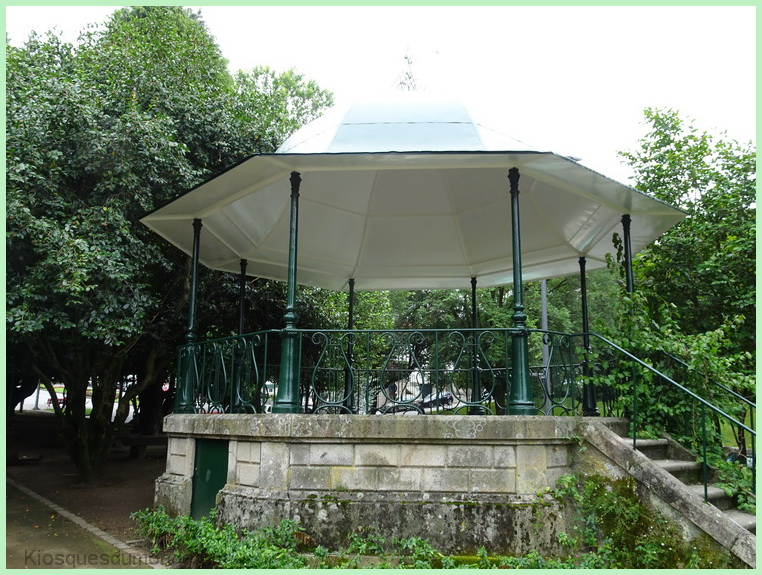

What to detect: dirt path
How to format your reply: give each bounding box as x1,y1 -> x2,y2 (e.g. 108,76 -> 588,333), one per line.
6,412 -> 166,544
6,482 -> 155,569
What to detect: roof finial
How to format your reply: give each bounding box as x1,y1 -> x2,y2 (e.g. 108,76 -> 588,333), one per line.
394,46 -> 418,91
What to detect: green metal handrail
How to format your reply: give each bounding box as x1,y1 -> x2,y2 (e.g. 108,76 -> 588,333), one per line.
657,349 -> 755,479
657,350 -> 756,410
582,332 -> 756,500
581,332 -> 754,438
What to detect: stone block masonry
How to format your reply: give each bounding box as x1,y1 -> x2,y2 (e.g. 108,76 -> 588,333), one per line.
155,414 -> 583,555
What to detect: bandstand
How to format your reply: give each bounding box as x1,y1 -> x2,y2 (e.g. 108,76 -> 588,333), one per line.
140,92 -> 705,556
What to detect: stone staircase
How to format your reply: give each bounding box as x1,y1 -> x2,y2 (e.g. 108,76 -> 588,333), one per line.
633,437 -> 756,534
578,419 -> 756,568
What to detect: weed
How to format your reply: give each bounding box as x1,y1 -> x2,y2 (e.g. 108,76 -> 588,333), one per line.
713,458 -> 756,513
130,507 -> 307,569
132,494 -> 740,570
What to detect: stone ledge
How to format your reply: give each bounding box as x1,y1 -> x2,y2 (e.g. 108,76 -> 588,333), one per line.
220,484 -> 549,506
163,413 -> 607,444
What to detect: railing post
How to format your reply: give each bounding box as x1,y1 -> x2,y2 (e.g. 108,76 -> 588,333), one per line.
579,257 -> 599,416
175,218 -> 203,414
751,408 -> 756,493
701,402 -> 709,503
273,172 -> 303,414
506,168 -> 534,415
540,280 -> 551,415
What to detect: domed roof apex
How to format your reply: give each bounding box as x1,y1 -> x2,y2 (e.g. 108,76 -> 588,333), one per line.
276,91 -> 536,154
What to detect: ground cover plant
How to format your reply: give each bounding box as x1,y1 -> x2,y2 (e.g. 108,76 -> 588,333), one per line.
132,474 -> 737,569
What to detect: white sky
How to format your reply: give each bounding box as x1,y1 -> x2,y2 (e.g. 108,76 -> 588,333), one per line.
4,4 -> 757,184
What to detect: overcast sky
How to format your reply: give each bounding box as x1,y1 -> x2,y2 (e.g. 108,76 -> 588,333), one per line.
4,4 -> 757,184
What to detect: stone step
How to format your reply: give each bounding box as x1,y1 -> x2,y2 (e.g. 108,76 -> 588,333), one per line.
724,509 -> 756,533
632,438 -> 670,460
652,459 -> 704,483
683,483 -> 736,511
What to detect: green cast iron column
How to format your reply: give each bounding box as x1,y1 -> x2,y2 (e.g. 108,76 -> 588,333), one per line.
273,172 -> 303,413
621,214 -> 634,294
621,214 -> 639,441
238,259 -> 247,335
347,278 -> 356,329
186,218 -> 203,345
343,278 -> 356,413
176,218 -> 203,414
579,256 -> 599,415
231,258 -> 247,413
469,277 -> 484,414
506,168 -> 534,415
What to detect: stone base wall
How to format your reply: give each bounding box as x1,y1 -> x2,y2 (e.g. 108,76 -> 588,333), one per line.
154,414 -> 753,565
218,487 -> 564,555
155,414 -> 589,555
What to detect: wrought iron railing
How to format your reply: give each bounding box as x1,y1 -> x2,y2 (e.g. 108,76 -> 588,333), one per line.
176,330 -> 278,414
303,328 -> 583,416
175,328 -> 586,416
174,327 -> 754,501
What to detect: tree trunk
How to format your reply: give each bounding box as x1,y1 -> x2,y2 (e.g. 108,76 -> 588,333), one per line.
33,335 -> 126,482
115,345 -> 167,433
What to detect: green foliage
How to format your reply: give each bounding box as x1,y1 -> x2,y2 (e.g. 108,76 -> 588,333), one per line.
130,507 -> 307,569
552,474 -> 735,569
130,507 -> 177,554
594,203 -> 754,506
390,289 -> 471,331
6,6 -> 334,480
233,66 -> 334,152
133,502 -> 737,569
396,536 -> 451,569
619,107 -> 755,366
594,111 -> 756,505
713,458 -> 756,514
386,270 -> 621,369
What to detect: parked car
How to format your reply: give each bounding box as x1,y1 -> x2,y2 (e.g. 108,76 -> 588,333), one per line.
417,391 -> 453,410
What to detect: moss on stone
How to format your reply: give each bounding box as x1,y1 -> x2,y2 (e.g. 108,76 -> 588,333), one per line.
551,473 -> 737,568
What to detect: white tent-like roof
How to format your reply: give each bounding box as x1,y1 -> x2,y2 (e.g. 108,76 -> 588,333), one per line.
141,93 -> 685,291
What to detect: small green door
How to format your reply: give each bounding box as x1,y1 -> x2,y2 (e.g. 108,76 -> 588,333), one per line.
191,438 -> 229,519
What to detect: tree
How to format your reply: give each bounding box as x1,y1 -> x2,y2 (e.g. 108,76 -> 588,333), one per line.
619,108 -> 755,372
6,29 -> 187,479
386,271 -> 619,368
6,6 -> 334,481
596,110 -> 756,496
233,66 -> 334,152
